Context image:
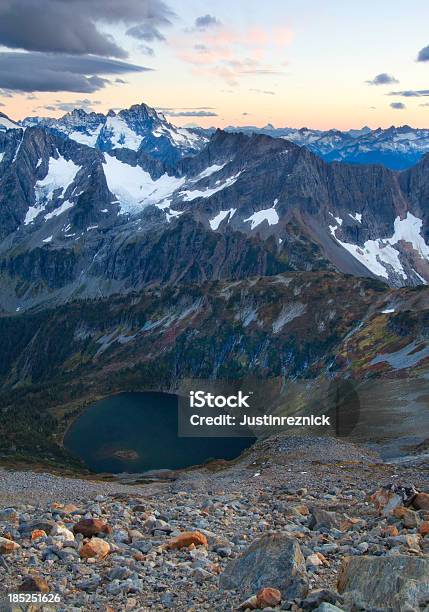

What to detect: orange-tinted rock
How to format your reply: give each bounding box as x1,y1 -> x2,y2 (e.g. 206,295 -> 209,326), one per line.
19,576 -> 49,593
0,536 -> 20,554
79,537 -> 110,560
383,525 -> 399,537
295,505 -> 310,516
419,521 -> 429,537
31,530 -> 47,541
413,493 -> 429,511
73,518 -> 111,537
393,506 -> 419,528
370,489 -> 402,515
256,587 -> 281,608
165,531 -> 208,550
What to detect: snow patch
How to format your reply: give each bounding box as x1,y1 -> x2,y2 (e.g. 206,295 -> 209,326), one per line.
209,208 -> 236,230
104,115 -> 142,150
198,163 -> 227,179
181,172 -> 241,201
42,235 -> 52,243
329,213 -> 429,281
44,200 -> 74,220
245,206 -> 279,230
349,212 -> 362,223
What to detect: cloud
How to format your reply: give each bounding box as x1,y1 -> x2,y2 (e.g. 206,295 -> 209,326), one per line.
0,102 -> 5,107
366,73 -> 398,85
165,110 -> 217,117
157,106 -> 217,117
194,15 -> 221,30
249,88 -> 276,95
41,98 -> 102,113
176,25 -> 289,86
390,102 -> 406,109
127,23 -> 168,42
0,52 -> 150,92
242,112 -> 250,115
0,0 -> 174,58
387,89 -> 429,97
419,103 -> 429,107
417,45 -> 429,62
139,45 -> 155,56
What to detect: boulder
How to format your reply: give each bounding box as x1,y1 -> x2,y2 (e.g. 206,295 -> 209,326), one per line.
309,508 -> 353,531
73,518 -> 111,537
413,492 -> 429,511
165,531 -> 208,550
20,519 -> 55,535
256,587 -> 281,608
79,537 -> 110,560
19,576 -> 49,593
0,536 -> 20,554
337,555 -> 429,611
219,533 -> 308,599
370,488 -> 403,516
392,506 -> 420,528
419,521 -> 429,536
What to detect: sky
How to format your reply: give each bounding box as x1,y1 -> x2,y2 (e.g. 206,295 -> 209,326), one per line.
1,0 -> 429,130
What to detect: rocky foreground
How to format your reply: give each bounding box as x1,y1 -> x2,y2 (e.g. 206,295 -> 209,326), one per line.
0,435 -> 428,611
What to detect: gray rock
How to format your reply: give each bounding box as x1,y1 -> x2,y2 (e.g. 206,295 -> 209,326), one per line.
338,555 -> 429,611
219,532 -> 308,599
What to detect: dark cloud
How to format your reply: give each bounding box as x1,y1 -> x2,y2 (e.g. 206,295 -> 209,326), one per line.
0,0 -> 174,58
390,102 -> 406,109
242,112 -> 250,115
388,89 -> 429,97
194,14 -> 221,30
417,45 -> 429,62
127,23 -> 168,42
366,73 -> 398,85
42,98 -> 102,113
0,52 -> 149,93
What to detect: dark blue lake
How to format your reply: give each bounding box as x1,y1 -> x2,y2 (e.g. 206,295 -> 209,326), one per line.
64,392 -> 255,473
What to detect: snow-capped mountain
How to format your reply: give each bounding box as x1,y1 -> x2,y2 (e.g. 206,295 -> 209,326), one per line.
22,103 -> 207,164
2,102 -> 429,312
200,124 -> 429,170
0,111 -> 21,132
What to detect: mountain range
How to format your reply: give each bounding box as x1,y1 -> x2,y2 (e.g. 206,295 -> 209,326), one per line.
199,123 -> 429,170
0,102 -> 429,313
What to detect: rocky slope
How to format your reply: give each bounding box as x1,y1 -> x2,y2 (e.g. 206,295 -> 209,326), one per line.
0,435 -> 428,611
1,271 -> 429,466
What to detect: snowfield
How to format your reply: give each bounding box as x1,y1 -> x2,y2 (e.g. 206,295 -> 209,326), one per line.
103,154 -> 185,213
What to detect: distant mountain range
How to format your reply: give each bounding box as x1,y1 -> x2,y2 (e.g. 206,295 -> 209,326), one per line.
1,102 -> 429,314
198,124 -> 429,170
